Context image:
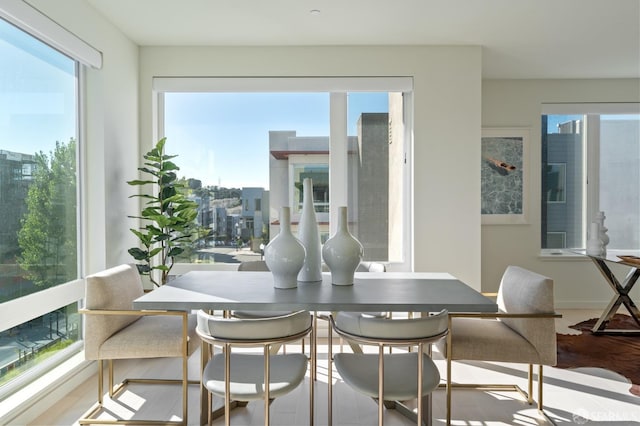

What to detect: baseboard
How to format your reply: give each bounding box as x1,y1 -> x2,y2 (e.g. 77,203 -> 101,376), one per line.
0,352 -> 96,425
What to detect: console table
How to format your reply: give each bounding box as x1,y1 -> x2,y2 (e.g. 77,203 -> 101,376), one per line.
580,250 -> 640,334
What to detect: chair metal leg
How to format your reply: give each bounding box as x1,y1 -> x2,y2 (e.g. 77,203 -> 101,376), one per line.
310,321 -> 315,425
313,313 -> 318,380
527,364 -> 534,404
445,325 -> 452,426
378,344 -> 384,426
225,344 -> 231,426
442,360 -> 554,425
183,352 -> 188,425
538,365 -> 543,410
207,389 -> 212,426
80,357 -> 195,426
417,342 -> 424,426
98,359 -> 104,404
109,359 -> 115,397
328,322 -> 333,426
264,345 -> 271,426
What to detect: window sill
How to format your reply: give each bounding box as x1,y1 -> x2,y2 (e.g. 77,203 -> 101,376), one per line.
0,350 -> 95,425
538,250 -> 590,261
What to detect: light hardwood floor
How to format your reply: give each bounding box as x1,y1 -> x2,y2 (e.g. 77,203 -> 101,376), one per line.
30,310 -> 640,425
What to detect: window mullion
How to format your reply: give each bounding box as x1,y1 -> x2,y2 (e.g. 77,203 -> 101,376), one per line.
329,92 -> 348,236
585,114 -> 601,236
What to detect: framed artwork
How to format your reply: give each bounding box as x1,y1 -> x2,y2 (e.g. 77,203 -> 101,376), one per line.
481,128 -> 529,225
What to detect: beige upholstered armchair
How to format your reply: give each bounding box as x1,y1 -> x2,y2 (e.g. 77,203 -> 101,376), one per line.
80,264 -> 200,425
437,265 -> 561,424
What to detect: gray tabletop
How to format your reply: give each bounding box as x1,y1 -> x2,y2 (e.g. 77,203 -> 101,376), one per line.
133,271 -> 497,313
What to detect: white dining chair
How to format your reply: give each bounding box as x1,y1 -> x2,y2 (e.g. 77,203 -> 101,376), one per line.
232,260 -> 307,355
328,309 -> 449,426
196,310 -> 314,426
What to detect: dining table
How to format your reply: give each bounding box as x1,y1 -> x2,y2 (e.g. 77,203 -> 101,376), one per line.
133,270 -> 498,425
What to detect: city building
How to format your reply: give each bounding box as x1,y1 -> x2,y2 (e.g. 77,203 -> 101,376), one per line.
268,110 -> 401,261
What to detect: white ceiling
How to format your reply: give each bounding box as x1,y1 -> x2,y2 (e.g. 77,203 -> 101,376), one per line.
85,0 -> 640,79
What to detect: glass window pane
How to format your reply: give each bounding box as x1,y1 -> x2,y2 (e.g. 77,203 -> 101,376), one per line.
0,18 -> 80,387
164,92 -> 330,263
292,164 -> 329,215
546,232 -> 567,249
0,302 -> 80,387
0,18 -> 78,295
541,115 -> 584,249
163,85 -> 408,266
346,92 -> 402,262
546,163 -> 566,203
542,111 -> 640,251
599,114 -> 640,250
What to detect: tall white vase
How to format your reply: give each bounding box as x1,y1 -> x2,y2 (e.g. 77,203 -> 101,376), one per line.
297,178 -> 323,282
322,206 -> 363,286
265,207 -> 306,289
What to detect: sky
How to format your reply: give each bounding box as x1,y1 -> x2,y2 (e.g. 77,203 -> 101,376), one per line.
164,92 -> 389,189
4,12 -> 636,192
2,14 -> 389,192
0,18 -> 77,157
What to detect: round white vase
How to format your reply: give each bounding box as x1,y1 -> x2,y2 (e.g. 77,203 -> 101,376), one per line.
297,178 -> 323,282
322,206 -> 363,286
265,207 -> 306,289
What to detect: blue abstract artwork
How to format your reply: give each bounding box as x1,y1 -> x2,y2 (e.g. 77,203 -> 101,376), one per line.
481,136 -> 524,215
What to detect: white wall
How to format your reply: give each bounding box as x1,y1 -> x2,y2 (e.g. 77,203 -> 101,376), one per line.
139,45 -> 483,289
482,78 -> 640,307
27,0 -> 140,274
15,1 -> 640,306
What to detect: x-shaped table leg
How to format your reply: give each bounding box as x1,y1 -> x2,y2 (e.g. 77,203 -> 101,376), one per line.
591,258 -> 640,334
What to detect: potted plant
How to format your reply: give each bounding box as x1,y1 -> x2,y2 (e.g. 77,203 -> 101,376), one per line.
127,137 -> 198,286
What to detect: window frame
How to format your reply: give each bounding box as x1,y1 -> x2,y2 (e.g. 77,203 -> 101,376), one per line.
154,77 -> 414,272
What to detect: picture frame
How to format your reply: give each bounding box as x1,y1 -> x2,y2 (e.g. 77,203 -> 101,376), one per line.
481,127 -> 529,225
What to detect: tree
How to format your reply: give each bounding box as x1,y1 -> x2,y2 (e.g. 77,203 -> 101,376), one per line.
128,138 -> 198,286
18,139 -> 77,287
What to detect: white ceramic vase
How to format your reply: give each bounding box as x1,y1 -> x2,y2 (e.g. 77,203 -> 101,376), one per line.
297,178 -> 323,282
322,206 -> 363,285
265,207 -> 306,289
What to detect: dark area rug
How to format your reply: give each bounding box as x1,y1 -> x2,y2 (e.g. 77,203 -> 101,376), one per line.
556,313 -> 640,396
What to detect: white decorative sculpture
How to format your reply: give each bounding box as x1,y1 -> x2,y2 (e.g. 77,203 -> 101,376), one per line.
586,221 -> 605,257
594,211 -> 609,255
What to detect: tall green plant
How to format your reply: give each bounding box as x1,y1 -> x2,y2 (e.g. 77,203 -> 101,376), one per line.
127,138 -> 198,286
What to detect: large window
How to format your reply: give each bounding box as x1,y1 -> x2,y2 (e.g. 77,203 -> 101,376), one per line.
541,104 -> 640,251
0,17 -> 81,390
157,78 -> 412,268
